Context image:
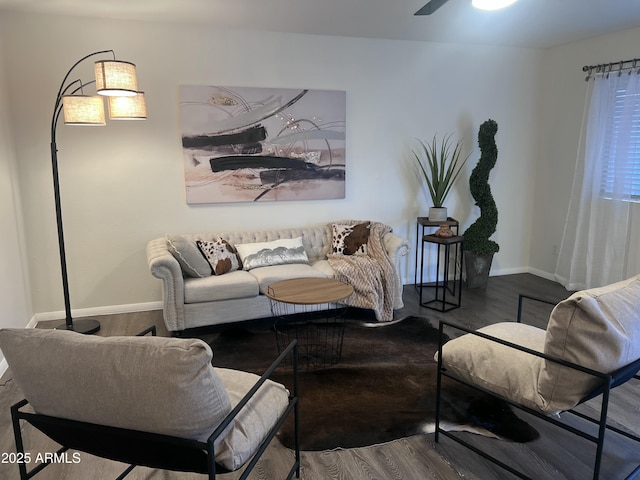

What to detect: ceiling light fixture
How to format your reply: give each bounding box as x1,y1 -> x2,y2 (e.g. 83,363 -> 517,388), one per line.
472,0 -> 518,11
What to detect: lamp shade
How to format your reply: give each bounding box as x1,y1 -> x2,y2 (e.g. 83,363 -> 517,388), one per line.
94,60 -> 138,96
108,92 -> 147,120
472,0 -> 518,10
62,95 -> 106,125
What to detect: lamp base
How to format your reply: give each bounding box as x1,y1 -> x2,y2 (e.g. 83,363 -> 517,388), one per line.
56,319 -> 101,335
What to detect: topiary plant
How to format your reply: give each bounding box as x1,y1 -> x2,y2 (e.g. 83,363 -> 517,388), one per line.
463,119 -> 499,256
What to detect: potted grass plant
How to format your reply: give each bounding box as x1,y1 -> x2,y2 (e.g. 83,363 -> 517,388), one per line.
413,133 -> 468,221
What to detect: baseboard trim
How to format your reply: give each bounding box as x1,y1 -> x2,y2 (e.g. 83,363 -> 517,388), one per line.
491,266 -> 529,276
32,301 -> 163,323
526,267 -> 557,281
406,266 -> 552,288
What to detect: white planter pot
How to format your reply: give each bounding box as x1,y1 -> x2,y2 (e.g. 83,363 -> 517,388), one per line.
428,207 -> 448,222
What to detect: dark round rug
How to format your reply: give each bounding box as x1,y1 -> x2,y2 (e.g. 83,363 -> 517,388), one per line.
201,315 -> 538,451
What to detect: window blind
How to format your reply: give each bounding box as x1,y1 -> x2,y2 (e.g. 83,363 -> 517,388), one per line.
600,86 -> 640,201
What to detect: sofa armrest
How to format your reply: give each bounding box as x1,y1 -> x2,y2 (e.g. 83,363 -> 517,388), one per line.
383,231 -> 410,260
146,238 -> 185,332
383,232 -> 410,309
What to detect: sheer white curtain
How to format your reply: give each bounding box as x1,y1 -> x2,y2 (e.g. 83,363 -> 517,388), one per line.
555,71 -> 640,290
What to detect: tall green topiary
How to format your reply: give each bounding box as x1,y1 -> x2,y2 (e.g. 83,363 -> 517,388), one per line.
463,119 -> 499,256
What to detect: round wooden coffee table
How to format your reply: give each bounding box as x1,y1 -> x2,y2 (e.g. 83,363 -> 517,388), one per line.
266,277 -> 353,370
265,277 -> 354,305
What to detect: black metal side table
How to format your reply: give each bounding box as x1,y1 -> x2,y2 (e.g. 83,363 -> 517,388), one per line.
414,217 -> 459,287
420,234 -> 463,312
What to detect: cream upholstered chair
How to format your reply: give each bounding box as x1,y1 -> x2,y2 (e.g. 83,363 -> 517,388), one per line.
435,274 -> 640,480
0,326 -> 300,480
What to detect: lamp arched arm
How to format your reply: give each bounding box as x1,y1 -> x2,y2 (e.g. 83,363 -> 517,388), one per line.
50,50 -> 115,140
48,50 -> 115,332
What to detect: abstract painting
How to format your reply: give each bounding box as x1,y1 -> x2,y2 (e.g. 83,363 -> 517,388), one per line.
179,85 -> 346,203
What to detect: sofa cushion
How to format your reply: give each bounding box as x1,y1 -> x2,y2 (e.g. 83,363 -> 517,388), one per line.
196,238 -> 242,276
311,259 -> 335,278
331,222 -> 370,256
539,274 -> 640,412
0,328 -> 232,443
184,270 -> 259,303
214,368 -> 289,471
438,322 -> 548,412
249,264 -> 327,294
166,234 -> 211,277
235,237 -> 309,270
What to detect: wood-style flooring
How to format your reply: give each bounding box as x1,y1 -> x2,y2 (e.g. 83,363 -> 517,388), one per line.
1,273 -> 639,479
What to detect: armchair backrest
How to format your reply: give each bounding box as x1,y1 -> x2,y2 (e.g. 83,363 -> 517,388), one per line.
0,328 -> 232,443
540,274 -> 640,411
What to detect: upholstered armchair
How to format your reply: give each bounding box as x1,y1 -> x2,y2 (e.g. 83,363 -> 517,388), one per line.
0,326 -> 300,480
436,274 -> 640,480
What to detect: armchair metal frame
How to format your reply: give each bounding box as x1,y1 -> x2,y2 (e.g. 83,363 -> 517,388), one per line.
435,295 -> 640,480
10,326 -> 300,480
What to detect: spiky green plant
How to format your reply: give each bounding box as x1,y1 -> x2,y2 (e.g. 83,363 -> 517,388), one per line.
413,134 -> 469,208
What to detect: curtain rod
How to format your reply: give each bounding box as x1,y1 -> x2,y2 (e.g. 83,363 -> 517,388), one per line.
582,57 -> 640,80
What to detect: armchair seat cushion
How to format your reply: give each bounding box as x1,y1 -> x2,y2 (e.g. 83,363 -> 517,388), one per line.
439,322 -> 549,412
214,368 -> 290,471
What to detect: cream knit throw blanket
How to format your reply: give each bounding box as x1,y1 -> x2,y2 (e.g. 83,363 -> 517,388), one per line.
327,221 -> 397,321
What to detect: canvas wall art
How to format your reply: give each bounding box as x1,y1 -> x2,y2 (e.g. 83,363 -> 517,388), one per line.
179,85 -> 346,204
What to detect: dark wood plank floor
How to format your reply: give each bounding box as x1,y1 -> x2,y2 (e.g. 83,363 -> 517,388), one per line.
1,273 -> 639,479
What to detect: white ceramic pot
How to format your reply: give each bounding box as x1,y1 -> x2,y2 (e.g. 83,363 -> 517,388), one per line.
428,207 -> 448,222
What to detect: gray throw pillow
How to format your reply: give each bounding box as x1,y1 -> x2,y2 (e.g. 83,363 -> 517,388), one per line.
166,234 -> 211,277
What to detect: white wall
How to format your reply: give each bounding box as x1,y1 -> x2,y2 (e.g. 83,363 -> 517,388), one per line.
0,36 -> 32,367
531,26 -> 640,278
1,12 -> 541,317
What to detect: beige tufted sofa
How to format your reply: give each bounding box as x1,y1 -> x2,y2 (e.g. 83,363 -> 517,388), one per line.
147,223 -> 409,334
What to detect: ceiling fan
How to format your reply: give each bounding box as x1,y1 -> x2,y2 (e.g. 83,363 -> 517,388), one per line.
415,0 -> 518,15
414,0 -> 450,15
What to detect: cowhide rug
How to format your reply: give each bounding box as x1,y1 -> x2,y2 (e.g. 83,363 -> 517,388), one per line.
201,315 -> 538,451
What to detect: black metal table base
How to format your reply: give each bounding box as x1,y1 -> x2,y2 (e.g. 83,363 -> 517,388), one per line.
271,305 -> 347,371
419,235 -> 463,312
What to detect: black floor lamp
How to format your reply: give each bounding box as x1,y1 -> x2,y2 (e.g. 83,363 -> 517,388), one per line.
50,50 -> 146,334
